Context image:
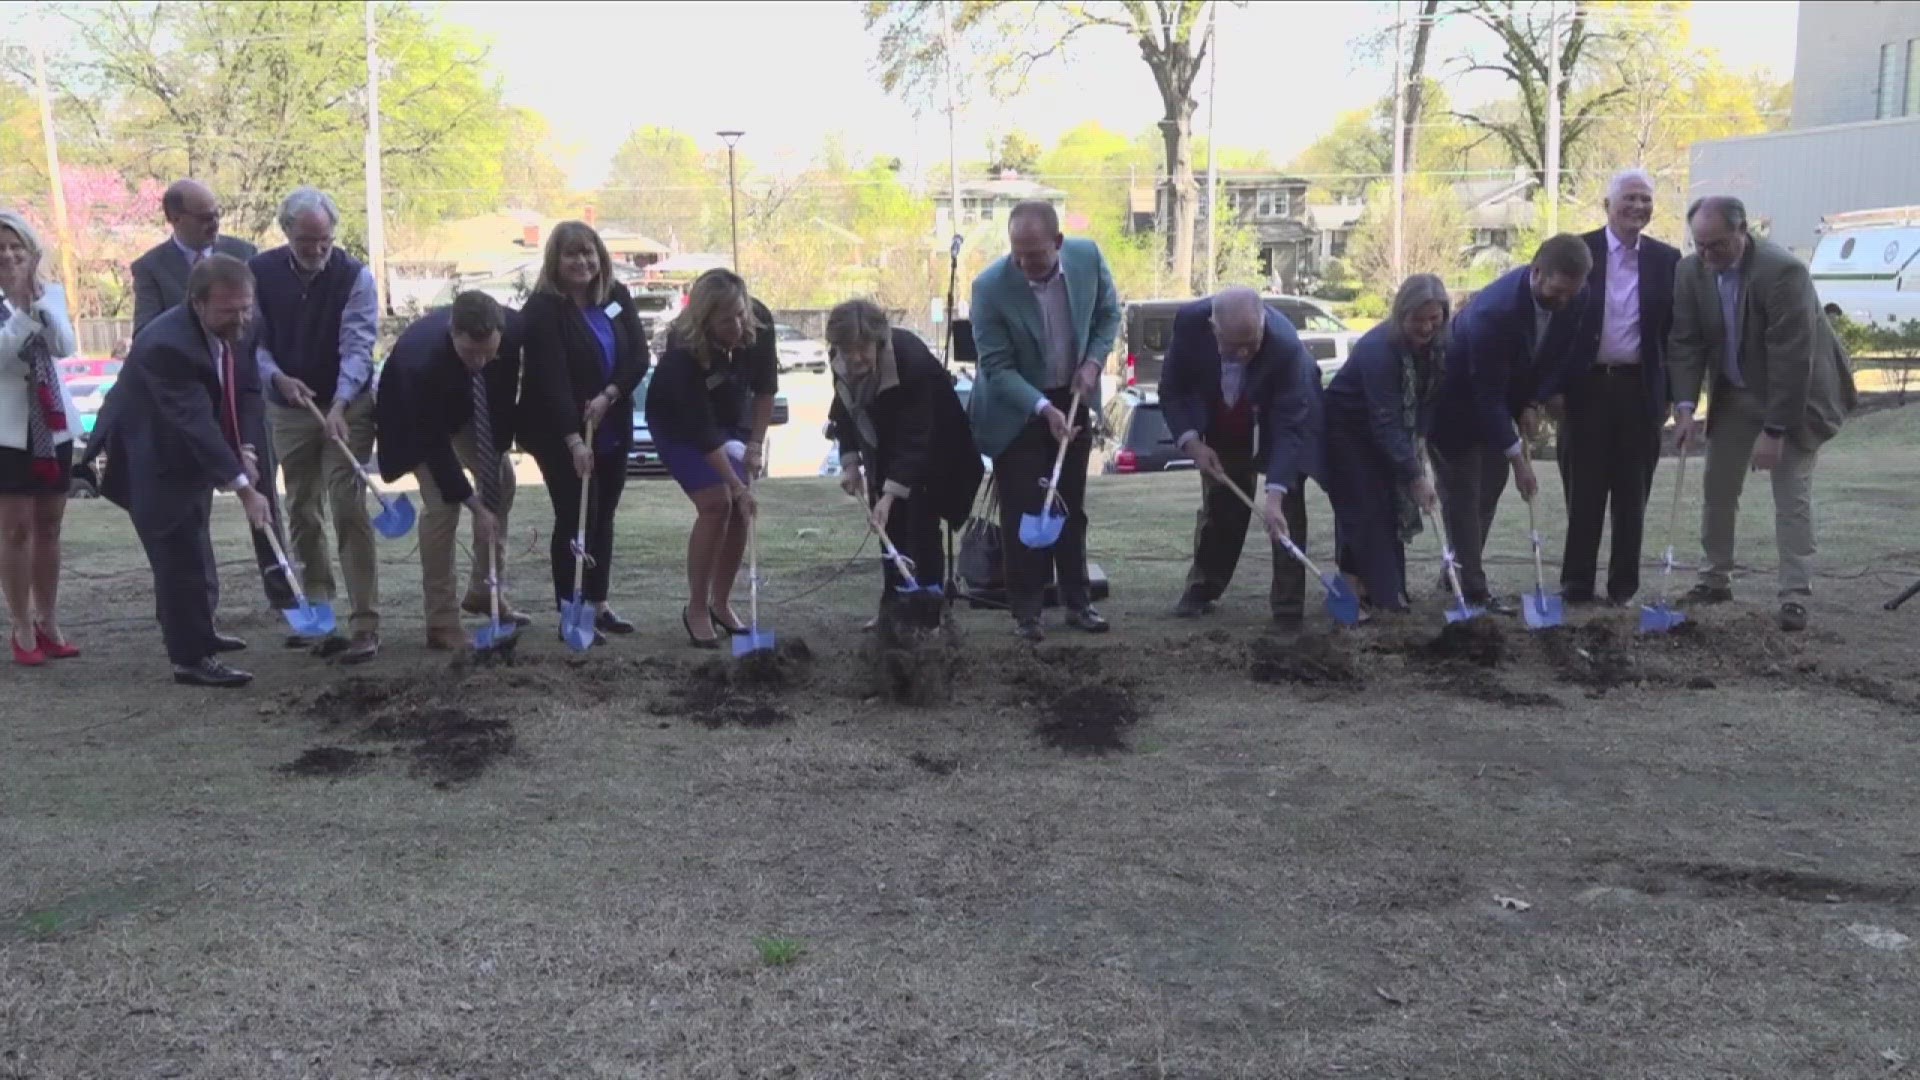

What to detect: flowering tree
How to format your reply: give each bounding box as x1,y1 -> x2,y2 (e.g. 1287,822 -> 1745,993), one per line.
20,167 -> 163,320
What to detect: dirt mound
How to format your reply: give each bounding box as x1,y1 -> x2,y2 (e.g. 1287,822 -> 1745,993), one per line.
1416,619 -> 1507,667
1540,621 -> 1642,692
308,677 -> 410,726
406,710 -> 516,786
1426,664 -> 1559,708
1249,635 -> 1362,687
275,745 -> 375,778
727,637 -> 813,691
657,661 -> 797,730
869,613 -> 959,707
1036,683 -> 1142,753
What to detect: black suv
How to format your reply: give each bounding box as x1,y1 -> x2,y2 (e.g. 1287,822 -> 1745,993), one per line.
1098,389 -> 1193,475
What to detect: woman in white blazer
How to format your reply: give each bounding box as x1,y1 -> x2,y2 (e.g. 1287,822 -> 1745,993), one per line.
0,211 -> 82,666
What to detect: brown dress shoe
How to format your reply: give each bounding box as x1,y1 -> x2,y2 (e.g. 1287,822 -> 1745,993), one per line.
426,628 -> 467,651
337,632 -> 380,665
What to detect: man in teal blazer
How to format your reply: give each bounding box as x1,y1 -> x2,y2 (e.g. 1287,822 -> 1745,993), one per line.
969,201 -> 1122,641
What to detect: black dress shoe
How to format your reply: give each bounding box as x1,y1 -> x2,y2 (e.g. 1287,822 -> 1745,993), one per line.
1173,591 -> 1214,619
1469,596 -> 1517,617
1013,619 -> 1045,643
211,633 -> 248,653
596,609 -> 636,634
1064,607 -> 1111,633
681,607 -> 720,650
709,606 -> 749,635
1685,584 -> 1733,604
172,657 -> 253,688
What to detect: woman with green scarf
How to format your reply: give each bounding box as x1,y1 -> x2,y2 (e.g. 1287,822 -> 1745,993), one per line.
1322,274 -> 1450,615
826,299 -> 982,622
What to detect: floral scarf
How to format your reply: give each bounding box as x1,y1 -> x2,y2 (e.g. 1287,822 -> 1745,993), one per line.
3,302 -> 65,484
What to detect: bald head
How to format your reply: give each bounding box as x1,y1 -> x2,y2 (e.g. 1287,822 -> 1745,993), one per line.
1210,287 -> 1267,360
162,179 -> 222,250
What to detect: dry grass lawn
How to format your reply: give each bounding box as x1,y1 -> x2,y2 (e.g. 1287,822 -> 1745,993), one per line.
5,407 -> 1920,1079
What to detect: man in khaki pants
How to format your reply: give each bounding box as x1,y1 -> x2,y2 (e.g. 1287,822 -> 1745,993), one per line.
375,292 -> 529,647
1669,196 -> 1856,632
249,187 -> 382,661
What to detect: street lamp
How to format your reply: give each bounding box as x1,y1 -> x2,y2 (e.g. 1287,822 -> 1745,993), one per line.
718,129 -> 744,272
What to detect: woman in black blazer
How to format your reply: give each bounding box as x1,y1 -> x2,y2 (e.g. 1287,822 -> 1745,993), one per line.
518,221 -> 649,637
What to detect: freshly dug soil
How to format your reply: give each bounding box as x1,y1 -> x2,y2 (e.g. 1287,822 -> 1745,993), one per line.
405,711 -> 516,787
1416,619 -> 1507,667
869,612 -> 958,707
275,745 -> 375,778
660,663 -> 796,729
308,677 -> 410,726
1427,664 -> 1559,709
1249,635 -> 1362,687
1036,683 -> 1142,753
727,636 -> 813,691
1540,622 -> 1641,692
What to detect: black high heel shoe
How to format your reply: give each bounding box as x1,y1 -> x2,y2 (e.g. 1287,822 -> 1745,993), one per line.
682,607 -> 720,650
709,606 -> 749,636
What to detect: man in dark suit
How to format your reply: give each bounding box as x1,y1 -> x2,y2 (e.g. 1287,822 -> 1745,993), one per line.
1424,235 -> 1590,611
1161,288 -> 1325,630
96,255 -> 275,687
1553,170 -> 1682,604
129,180 -> 259,335
374,292 -> 529,649
125,178 -> 290,613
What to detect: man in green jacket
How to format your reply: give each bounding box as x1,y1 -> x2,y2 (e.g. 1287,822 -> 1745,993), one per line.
1669,195 -> 1856,632
969,201 -> 1122,642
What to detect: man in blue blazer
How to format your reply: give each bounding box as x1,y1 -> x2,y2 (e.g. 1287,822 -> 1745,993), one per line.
1425,234 -> 1591,611
1553,171 -> 1682,603
1161,288 -> 1324,629
969,201 -> 1122,642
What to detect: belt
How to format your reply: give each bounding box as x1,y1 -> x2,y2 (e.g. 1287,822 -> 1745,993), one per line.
1592,362 -> 1641,377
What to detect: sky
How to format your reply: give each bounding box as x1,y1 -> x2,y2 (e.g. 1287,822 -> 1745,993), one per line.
442,0 -> 1801,189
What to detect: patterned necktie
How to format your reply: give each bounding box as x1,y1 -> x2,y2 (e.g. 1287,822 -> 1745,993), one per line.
470,371 -> 501,511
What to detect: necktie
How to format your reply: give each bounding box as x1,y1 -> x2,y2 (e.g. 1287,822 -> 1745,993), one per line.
218,341 -> 241,451
470,371 -> 501,512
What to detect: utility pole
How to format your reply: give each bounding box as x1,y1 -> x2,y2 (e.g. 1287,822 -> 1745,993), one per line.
1204,1 -> 1219,294
942,0 -> 961,242
1545,0 -> 1562,235
29,34 -> 78,306
719,131 -> 744,271
1390,0 -> 1407,282
364,0 -> 387,315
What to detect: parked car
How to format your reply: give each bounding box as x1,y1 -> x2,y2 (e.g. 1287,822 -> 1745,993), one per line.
1107,295 -> 1356,389
63,376 -> 116,434
1096,388 -> 1192,475
60,357 -> 122,382
628,371 -> 789,478
774,324 -> 829,373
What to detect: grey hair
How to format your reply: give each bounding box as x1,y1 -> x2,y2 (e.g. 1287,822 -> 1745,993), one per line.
1686,195 -> 1747,233
1387,273 -> 1451,346
1210,286 -> 1264,325
1606,168 -> 1656,200
0,210 -> 49,288
825,297 -> 892,356
277,186 -> 340,235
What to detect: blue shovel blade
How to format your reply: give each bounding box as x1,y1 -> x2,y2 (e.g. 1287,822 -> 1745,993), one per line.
1445,601 -> 1484,624
372,493 -> 416,539
1018,509 -> 1066,549
1639,602 -> 1688,634
559,598 -> 597,653
283,599 -> 335,638
472,620 -> 518,651
1523,588 -> 1564,630
1320,574 -> 1362,626
732,628 -> 776,658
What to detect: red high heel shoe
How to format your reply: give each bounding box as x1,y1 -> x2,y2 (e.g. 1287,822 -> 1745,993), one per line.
35,627 -> 79,660
11,635 -> 45,667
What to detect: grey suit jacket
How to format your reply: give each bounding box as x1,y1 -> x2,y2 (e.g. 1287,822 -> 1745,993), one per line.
1668,235 -> 1856,448
130,235 -> 260,336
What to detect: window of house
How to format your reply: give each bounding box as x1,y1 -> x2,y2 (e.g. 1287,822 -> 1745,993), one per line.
1257,190 -> 1277,217
1329,232 -> 1348,258
1908,39 -> 1920,116
1879,42 -> 1903,119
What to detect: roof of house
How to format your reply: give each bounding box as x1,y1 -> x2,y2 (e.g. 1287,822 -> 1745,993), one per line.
393,209 -> 666,274
932,173 -> 1067,203
1306,203 -> 1365,231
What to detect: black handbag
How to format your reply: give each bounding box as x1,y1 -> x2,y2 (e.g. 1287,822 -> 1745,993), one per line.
956,475 -> 1004,592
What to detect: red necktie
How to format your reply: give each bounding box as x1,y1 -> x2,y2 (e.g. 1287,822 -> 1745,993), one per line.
219,341 -> 241,451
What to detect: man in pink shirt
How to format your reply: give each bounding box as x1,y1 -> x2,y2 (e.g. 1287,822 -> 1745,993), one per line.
1553,170 -> 1682,605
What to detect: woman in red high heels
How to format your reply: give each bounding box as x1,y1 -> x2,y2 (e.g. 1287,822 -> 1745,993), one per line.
0,212 -> 82,666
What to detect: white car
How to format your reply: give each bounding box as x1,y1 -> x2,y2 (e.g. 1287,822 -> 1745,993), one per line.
775,324 -> 829,373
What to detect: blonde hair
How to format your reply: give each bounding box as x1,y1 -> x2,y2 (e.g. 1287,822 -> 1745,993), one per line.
0,211 -> 50,292
671,268 -> 763,367
534,220 -> 614,306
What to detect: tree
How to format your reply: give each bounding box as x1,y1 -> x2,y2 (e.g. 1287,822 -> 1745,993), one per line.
497,106 -> 571,215
1288,82 -> 1496,203
18,166 -> 164,318
601,126 -> 726,250
865,0 -> 1219,295
1347,175 -> 1466,296
1443,0 -> 1623,194
24,1 -> 509,250
987,130 -> 1043,174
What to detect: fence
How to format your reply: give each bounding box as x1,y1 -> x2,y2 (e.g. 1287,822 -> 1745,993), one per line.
76,318 -> 133,357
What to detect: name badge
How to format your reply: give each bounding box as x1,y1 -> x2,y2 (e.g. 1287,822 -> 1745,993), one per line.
603,301 -> 622,320
705,370 -> 730,391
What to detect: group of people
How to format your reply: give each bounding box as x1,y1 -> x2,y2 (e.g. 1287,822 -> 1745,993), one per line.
0,166 -> 1854,687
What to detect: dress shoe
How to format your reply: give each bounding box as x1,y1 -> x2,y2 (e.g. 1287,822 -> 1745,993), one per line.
1173,591 -> 1214,619
681,607 -> 719,650
1270,612 -> 1305,634
172,657 -> 253,688
1064,607 -> 1111,634
337,632 -> 381,665
1685,584 -> 1734,604
309,634 -> 351,659
596,608 -> 636,634
1469,595 -> 1517,617
462,593 -> 532,626
1777,600 -> 1809,632
11,636 -> 45,667
211,632 -> 248,653
1013,619 -> 1045,643
34,627 -> 80,660
710,606 -> 749,635
426,628 -> 468,651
